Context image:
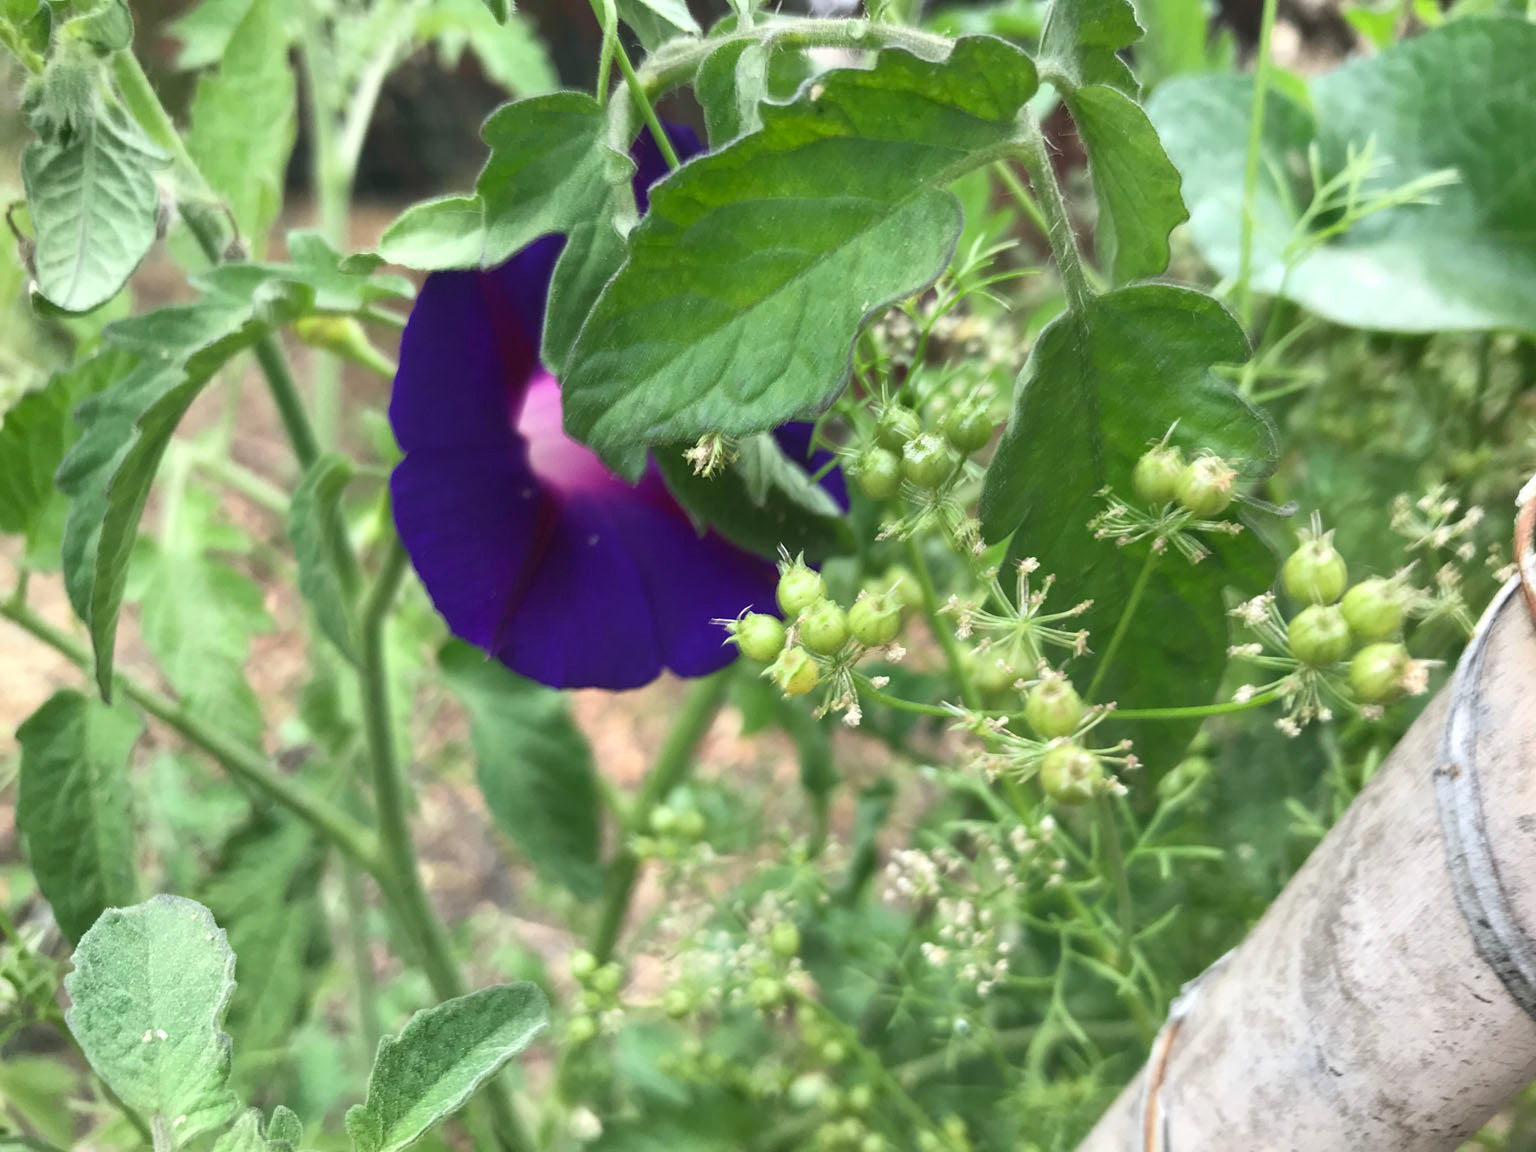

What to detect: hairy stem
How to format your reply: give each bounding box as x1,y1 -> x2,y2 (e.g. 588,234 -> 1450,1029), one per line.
0,600 -> 380,871
1014,118 -> 1092,315
591,670 -> 730,962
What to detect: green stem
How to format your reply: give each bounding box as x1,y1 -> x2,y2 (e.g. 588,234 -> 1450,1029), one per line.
590,670 -> 729,962
903,538 -> 981,712
613,36 -> 680,170
1112,688 -> 1281,720
0,599 -> 380,871
1014,118 -> 1092,314
355,536 -> 536,1152
1095,794 -> 1134,964
991,161 -> 1051,249
1236,0 -> 1280,330
253,338 -> 322,470
1086,548 -> 1157,701
342,856 -> 382,1059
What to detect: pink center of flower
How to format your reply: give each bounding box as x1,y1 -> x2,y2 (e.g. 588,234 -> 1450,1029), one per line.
516,372 -> 616,496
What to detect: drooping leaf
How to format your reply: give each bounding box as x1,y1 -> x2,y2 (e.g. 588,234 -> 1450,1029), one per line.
655,433 -> 850,563
64,895 -> 241,1144
1071,84 -> 1186,284
57,253 -> 406,699
186,0 -> 296,253
694,39 -> 770,147
562,37 -> 1040,480
201,815 -> 329,1068
415,0 -> 557,97
16,690 -> 142,945
1148,19 -> 1536,332
1037,0 -> 1141,93
21,94 -> 168,313
438,642 -> 602,900
979,284 -> 1276,734
67,0 -> 134,53
344,984 -> 549,1152
167,0 -> 257,69
289,453 -> 359,662
377,92 -> 634,374
614,0 -> 699,50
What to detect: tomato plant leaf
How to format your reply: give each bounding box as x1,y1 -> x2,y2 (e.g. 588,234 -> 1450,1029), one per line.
562,36 -> 1040,480
289,453 -> 359,663
64,895 -> 241,1144
1149,18 -> 1536,331
16,690 -> 142,946
980,284 -> 1277,735
1037,0 -> 1141,93
414,0 -> 557,97
345,984 -> 548,1152
615,0 -> 699,49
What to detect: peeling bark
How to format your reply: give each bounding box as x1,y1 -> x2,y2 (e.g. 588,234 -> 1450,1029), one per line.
1079,494 -> 1536,1152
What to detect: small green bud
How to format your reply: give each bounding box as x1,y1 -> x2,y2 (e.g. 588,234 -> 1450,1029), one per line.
732,612 -> 787,663
856,446 -> 902,501
777,559 -> 826,617
789,1072 -> 829,1110
648,805 -> 677,836
591,963 -> 623,996
1287,604 -> 1352,666
875,405 -> 922,450
769,921 -> 801,958
846,1085 -> 874,1114
674,807 -> 706,841
1341,577 -> 1405,641
769,645 -> 820,697
1023,678 -> 1084,740
749,976 -> 785,1010
859,1136 -> 887,1152
849,592 -> 902,647
816,1084 -> 844,1114
569,949 -> 598,982
901,432 -> 959,490
1132,444 -> 1184,505
942,400 -> 994,455
1039,742 -> 1102,805
877,566 -> 922,614
799,600 -> 850,656
1175,456 -> 1237,518
819,1039 -> 848,1066
1351,641 -> 1411,704
567,1014 -> 597,1045
1157,754 -> 1213,798
1283,536 -> 1348,605
663,987 -> 693,1019
967,650 -> 1017,695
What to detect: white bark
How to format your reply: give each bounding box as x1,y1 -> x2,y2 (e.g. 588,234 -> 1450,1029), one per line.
1079,572 -> 1536,1152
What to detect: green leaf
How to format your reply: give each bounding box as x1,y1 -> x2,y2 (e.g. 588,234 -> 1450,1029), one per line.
377,92 -> 634,374
1038,0 -> 1141,92
64,895 -> 241,1145
1071,84 -> 1185,283
655,433 -> 850,563
0,357 -> 108,537
289,453 -> 359,663
563,37 -> 1040,480
132,489 -> 271,747
67,0 -> 134,53
476,0 -> 508,23
57,253 -> 403,699
1129,0 -> 1210,84
695,39 -> 769,146
166,0 -> 257,69
211,1111 -> 266,1152
16,690 -> 141,945
267,1106 -> 303,1146
979,284 -> 1276,725
415,0 -> 557,97
344,984 -> 549,1152
186,0 -> 296,253
21,95 -> 169,313
202,815 -> 329,1066
439,642 -> 603,900
1148,19 -> 1536,332
614,0 -> 699,50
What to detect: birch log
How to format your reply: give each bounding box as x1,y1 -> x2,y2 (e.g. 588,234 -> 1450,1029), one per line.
1079,489 -> 1536,1152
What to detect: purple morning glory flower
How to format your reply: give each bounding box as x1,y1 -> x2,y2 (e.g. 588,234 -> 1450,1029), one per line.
390,126 -> 843,691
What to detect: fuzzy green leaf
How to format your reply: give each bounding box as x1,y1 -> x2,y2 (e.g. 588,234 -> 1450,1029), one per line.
21,96 -> 168,313
615,0 -> 698,50
979,284 -> 1276,731
186,0 -> 296,253
415,0 -> 557,96
289,453 -> 359,663
1038,0 -> 1141,92
16,691 -> 142,945
562,37 -> 1040,480
439,642 -> 603,900
167,0 -> 257,69
695,39 -> 769,147
1149,19 -> 1536,332
345,984 -> 548,1152
377,93 -> 634,374
0,358 -> 106,536
64,895 -> 240,1145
